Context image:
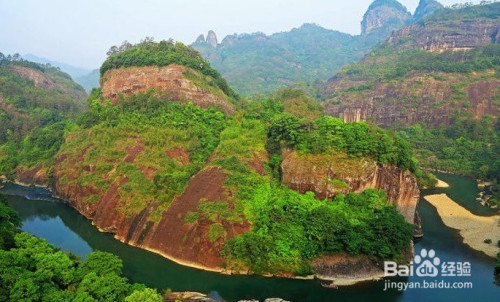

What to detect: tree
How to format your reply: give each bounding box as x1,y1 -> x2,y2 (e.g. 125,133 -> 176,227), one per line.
77,272 -> 130,302
0,194 -> 22,250
76,251 -> 123,281
125,288 -> 163,302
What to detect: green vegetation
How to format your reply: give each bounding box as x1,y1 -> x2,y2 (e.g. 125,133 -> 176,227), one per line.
340,44 -> 500,82
186,97 -> 414,275
59,90 -> 228,216
267,113 -> 417,172
101,39 -> 237,100
0,195 -> 163,302
0,57 -> 86,178
193,23 -> 392,95
398,116 -> 499,203
223,186 -> 412,275
323,2 -> 500,192
0,194 -> 21,250
424,2 -> 500,22
1,47 -> 418,280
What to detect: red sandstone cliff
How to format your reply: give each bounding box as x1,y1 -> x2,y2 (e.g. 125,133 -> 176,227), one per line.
100,64 -> 234,114
281,150 -> 420,226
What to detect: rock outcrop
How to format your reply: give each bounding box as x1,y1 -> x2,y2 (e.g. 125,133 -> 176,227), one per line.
413,0 -> 444,21
324,12 -> 500,127
281,150 -> 420,225
388,19 -> 500,52
100,64 -> 234,114
206,30 -> 218,48
324,75 -> 500,127
194,31 -> 218,48
361,0 -> 411,35
53,149 -> 246,271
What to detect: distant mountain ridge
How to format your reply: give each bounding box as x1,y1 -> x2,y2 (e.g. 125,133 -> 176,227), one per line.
22,54 -> 91,79
192,0 -> 445,95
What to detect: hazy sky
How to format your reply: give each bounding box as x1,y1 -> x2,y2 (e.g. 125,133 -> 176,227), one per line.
0,0 -> 484,69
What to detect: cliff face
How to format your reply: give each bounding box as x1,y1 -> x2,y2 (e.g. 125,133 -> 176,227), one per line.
388,19 -> 499,52
52,143 -> 248,271
281,150 -> 420,225
100,64 -> 233,114
361,0 -> 411,35
325,74 -> 500,127
324,14 -> 500,127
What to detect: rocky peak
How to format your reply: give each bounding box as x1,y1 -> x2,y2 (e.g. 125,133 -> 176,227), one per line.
413,0 -> 444,21
207,30 -> 218,47
194,34 -> 205,44
194,31 -> 218,48
361,0 -> 411,35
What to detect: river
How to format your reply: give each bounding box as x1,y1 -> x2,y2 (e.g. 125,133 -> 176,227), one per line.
1,173 -> 498,301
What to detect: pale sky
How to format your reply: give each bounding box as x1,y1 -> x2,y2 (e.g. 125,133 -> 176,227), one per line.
0,0 -> 484,69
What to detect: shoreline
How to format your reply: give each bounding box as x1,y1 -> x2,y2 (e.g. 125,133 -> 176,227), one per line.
2,179 -> 394,286
435,178 -> 449,188
424,193 -> 500,258
316,272 -> 384,286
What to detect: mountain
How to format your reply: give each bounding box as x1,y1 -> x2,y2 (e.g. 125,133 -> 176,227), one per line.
361,0 -> 411,35
22,54 -> 92,79
0,57 -> 87,180
4,41 -> 420,278
192,0 -> 443,96
413,0 -> 444,20
321,2 -> 500,196
75,69 -> 100,92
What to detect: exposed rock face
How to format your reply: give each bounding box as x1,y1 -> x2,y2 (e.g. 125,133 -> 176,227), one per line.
100,64 -> 233,114
361,0 -> 411,35
280,150 -> 420,225
325,75 -> 500,127
11,65 -> 86,99
206,30 -> 218,48
388,19 -> 500,52
324,16 -> 500,127
16,165 -> 49,186
413,0 -> 444,21
53,147 -> 246,271
311,243 -> 414,281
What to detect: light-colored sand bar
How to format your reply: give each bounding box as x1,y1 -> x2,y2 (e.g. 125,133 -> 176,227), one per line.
424,193 -> 500,258
435,178 -> 450,188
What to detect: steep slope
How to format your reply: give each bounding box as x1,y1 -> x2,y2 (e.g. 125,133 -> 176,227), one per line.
322,2 -> 500,127
0,56 -> 86,181
100,40 -> 237,114
321,2 -> 500,202
361,0 -> 412,35
51,59 -> 419,278
413,0 -> 444,21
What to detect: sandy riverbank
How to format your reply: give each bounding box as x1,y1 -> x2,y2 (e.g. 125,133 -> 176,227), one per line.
435,178 -> 450,188
424,193 -> 500,258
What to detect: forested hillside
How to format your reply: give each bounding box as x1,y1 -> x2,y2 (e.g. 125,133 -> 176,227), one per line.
0,55 -> 86,180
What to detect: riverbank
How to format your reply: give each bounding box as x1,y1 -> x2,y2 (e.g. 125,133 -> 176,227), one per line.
424,193 -> 500,258
435,178 -> 449,188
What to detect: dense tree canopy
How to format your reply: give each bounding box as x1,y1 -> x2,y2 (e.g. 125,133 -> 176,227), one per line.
0,199 -> 163,302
